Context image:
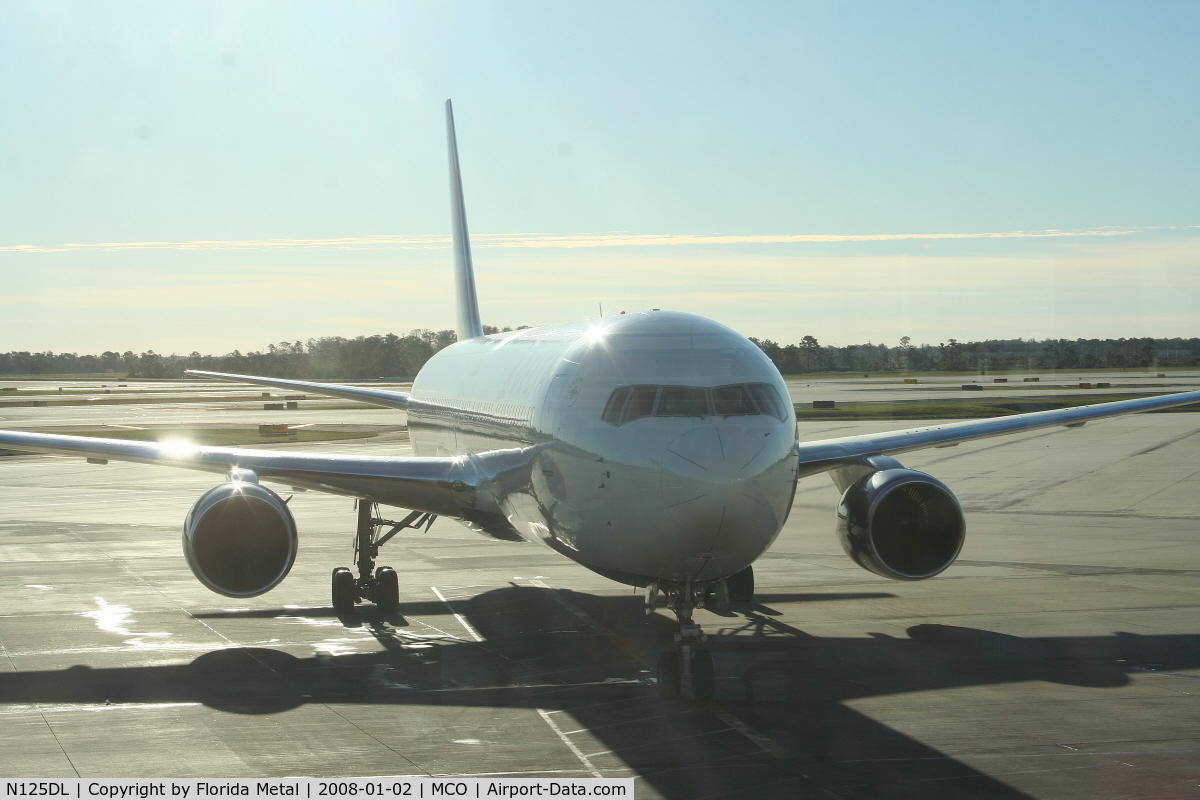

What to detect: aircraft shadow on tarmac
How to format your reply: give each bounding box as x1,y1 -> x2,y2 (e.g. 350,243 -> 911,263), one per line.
4,586 -> 1200,799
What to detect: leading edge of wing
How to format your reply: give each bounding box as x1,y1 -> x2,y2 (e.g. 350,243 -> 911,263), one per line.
797,389 -> 1200,477
185,369 -> 410,409
0,429 -> 464,516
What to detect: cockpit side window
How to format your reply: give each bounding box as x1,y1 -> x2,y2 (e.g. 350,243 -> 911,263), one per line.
656,386 -> 710,417
622,385 -> 659,424
601,386 -> 631,425
712,384 -> 758,415
748,382 -> 788,420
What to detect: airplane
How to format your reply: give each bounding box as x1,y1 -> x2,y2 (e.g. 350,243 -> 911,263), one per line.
3,98 -> 1200,703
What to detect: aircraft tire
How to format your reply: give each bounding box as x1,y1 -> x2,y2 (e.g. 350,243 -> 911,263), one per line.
332,567 -> 356,615
691,650 -> 715,702
727,565 -> 754,604
657,651 -> 681,700
706,580 -> 731,614
375,566 -> 399,612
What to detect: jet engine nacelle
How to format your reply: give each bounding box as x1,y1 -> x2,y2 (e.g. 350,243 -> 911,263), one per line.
836,468 -> 965,581
183,479 -> 298,597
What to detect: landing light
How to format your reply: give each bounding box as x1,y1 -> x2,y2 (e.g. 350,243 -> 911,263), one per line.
229,467 -> 259,484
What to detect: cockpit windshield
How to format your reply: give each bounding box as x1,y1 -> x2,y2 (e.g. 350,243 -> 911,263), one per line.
658,386 -> 709,417
712,384 -> 758,415
601,382 -> 788,425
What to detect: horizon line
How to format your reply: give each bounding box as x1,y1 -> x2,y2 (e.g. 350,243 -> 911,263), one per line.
3,331 -> 1193,359
3,226 -> 1191,254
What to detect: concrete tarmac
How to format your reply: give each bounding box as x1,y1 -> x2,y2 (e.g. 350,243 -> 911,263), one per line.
0,381 -> 1198,798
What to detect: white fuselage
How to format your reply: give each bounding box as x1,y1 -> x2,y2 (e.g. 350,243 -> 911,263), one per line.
406,310 -> 799,586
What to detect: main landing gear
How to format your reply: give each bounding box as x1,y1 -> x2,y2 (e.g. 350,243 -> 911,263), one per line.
650,565 -> 753,702
331,500 -> 436,615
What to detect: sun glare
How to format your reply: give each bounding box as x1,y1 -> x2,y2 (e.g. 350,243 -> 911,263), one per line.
159,440 -> 198,458
580,324 -> 608,347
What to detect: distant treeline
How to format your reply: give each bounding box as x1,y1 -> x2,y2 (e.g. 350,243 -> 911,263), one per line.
748,335 -> 1179,374
0,328 -> 469,379
0,331 -> 1193,379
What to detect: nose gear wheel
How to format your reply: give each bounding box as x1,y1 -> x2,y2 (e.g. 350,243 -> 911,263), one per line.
651,579 -> 718,702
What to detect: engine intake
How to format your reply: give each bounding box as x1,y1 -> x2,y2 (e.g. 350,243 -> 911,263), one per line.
836,468 -> 965,580
183,480 -> 298,597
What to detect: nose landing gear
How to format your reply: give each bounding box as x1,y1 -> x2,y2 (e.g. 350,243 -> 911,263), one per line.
651,580 -> 717,701
649,568 -> 755,700
330,500 -> 435,615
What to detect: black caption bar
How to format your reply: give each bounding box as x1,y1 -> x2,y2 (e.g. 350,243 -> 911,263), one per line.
2,780 -> 634,800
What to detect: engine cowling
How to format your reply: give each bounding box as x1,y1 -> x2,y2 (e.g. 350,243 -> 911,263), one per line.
183,480 -> 298,597
836,468 -> 965,580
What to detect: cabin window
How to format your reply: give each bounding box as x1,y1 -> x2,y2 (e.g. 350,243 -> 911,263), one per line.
657,386 -> 710,417
712,384 -> 758,415
748,382 -> 788,420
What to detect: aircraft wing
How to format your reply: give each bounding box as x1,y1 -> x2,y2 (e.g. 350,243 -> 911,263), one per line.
185,369 -> 410,409
796,389 -> 1200,478
0,430 -> 467,515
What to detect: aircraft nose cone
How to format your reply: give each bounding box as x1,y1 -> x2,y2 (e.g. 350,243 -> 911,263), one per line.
662,426 -> 764,497
660,425 -> 781,571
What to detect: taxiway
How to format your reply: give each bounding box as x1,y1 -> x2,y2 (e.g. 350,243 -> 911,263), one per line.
0,378 -> 1197,799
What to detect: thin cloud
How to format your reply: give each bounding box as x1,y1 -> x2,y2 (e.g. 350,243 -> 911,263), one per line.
0,235 -> 447,254
0,276 -> 439,309
473,228 -> 1148,248
0,226 -> 1179,254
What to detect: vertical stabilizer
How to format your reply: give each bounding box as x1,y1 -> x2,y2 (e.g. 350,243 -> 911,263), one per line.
445,99 -> 484,341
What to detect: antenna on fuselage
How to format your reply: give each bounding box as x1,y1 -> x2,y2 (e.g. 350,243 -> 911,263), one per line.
445,99 -> 484,341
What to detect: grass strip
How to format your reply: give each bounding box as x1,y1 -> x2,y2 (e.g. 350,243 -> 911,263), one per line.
795,393 -> 1200,420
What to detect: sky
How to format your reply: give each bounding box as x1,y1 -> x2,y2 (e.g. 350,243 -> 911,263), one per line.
1,0 -> 1199,355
